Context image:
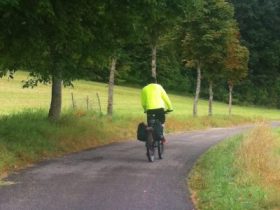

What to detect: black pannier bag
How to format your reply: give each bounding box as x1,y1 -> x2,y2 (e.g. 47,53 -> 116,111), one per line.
137,122 -> 147,142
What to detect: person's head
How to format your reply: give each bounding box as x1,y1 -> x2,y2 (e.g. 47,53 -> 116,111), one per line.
147,76 -> 157,84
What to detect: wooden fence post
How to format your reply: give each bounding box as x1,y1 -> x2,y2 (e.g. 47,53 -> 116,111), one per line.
96,93 -> 102,114
71,92 -> 76,109
86,96 -> 89,111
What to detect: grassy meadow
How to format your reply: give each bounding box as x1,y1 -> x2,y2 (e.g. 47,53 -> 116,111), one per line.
1,71 -> 280,119
0,71 -> 280,186
189,124 -> 280,210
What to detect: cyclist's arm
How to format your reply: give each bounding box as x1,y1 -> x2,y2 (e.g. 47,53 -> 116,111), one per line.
160,86 -> 173,111
141,89 -> 147,112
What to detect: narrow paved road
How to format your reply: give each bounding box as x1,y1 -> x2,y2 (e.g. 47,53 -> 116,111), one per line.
0,125 -> 263,210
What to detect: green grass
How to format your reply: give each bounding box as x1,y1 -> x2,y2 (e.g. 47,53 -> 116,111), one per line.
0,110 -> 143,175
189,135 -> 267,210
0,71 -> 279,180
189,127 -> 280,210
0,109 -> 253,176
1,71 -> 280,119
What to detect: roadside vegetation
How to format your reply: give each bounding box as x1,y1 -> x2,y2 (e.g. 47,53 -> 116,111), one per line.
2,72 -> 279,179
0,110 -> 254,180
0,110 -> 141,179
189,124 -> 280,210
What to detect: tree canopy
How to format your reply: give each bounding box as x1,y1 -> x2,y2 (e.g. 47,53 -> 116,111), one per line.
1,0 -> 279,119
229,0 -> 280,107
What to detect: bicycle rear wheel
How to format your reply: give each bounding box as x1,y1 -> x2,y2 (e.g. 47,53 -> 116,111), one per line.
146,132 -> 155,162
157,140 -> 164,159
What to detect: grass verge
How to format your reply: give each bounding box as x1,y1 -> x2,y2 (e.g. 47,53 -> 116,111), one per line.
189,124 -> 280,210
0,110 -> 141,177
0,110 -> 255,179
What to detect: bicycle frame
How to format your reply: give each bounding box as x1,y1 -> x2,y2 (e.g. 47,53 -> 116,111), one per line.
146,114 -> 164,162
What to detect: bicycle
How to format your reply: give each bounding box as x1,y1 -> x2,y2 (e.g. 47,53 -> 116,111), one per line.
146,111 -> 171,162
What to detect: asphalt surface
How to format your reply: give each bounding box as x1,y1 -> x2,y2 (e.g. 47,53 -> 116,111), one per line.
0,125 -> 265,210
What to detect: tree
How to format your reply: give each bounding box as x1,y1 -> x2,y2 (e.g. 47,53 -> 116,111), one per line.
89,1 -> 143,116
204,64 -> 224,116
0,0 -> 100,120
229,0 -> 280,107
0,0 -> 23,78
203,20 -> 244,116
119,28 -> 188,93
138,0 -> 190,79
224,28 -> 249,115
182,0 -> 235,117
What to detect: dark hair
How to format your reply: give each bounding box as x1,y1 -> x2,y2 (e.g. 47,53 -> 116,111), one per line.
148,76 -> 157,84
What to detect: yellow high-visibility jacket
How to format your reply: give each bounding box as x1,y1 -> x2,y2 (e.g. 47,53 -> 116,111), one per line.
141,83 -> 173,112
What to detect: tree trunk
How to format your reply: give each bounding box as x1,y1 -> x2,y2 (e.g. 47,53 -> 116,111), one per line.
208,80 -> 213,116
151,44 -> 157,79
228,82 -> 233,115
193,63 -> 201,117
107,57 -> 117,116
48,76 -> 62,120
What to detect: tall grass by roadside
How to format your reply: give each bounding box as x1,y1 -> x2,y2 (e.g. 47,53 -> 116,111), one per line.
236,124 -> 280,208
189,124 -> 280,210
0,110 -> 142,178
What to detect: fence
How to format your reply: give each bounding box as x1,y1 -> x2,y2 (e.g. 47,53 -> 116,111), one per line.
69,92 -> 142,115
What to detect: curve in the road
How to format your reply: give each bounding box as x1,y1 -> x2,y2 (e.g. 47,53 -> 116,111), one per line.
0,125 -> 256,210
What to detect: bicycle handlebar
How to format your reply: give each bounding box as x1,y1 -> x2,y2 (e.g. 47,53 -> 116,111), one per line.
164,110 -> 173,114
144,110 -> 173,114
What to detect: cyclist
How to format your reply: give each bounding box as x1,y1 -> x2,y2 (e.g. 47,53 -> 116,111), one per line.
141,76 -> 173,143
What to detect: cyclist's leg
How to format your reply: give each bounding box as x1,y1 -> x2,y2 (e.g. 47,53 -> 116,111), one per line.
155,109 -> 166,142
147,108 -> 166,141
147,109 -> 162,125
146,112 -> 152,126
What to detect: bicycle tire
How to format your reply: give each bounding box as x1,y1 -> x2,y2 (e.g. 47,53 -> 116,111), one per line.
157,140 -> 164,159
146,131 -> 155,162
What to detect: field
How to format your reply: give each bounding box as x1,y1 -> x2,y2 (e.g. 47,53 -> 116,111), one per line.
1,71 -> 280,183
1,71 -> 280,119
